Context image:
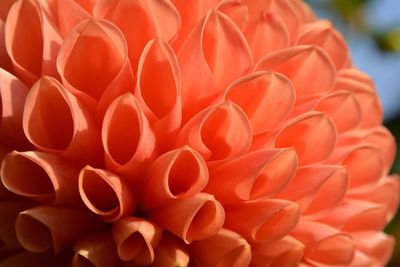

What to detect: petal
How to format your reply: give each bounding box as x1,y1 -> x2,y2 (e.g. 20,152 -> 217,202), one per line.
352,232 -> 394,266
205,148 -> 297,203
78,166 -> 136,222
15,206 -> 102,254
150,233 -> 189,267
140,146 -> 208,209
73,232 -> 119,267
1,151 -> 80,205
0,20 -> 12,71
23,76 -> 103,166
148,193 -> 225,243
224,198 -> 299,243
255,45 -> 336,99
177,101 -> 252,161
5,0 -> 62,85
224,71 -> 295,134
102,93 -> 156,180
0,251 -> 68,267
112,217 -> 162,265
190,228 -> 251,267
275,111 -> 337,165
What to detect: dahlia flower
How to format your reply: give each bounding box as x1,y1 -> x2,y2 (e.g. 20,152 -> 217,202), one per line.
0,0 -> 398,266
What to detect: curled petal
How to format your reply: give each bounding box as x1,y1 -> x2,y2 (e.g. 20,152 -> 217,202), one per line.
1,151 -> 80,205
15,206 -> 102,254
291,221 -> 356,266
251,236 -> 304,267
57,18 -> 134,117
141,146 -> 208,209
79,166 -> 136,222
73,232 -> 119,267
205,148 -> 297,203
0,69 -> 30,149
224,198 -> 300,243
335,68 -> 375,93
150,233 -> 189,267
102,93 -> 156,180
177,101 -> 252,161
296,20 -> 350,69
5,0 -> 62,85
94,0 -> 180,70
190,228 -> 251,267
255,45 -> 336,99
136,38 -> 182,150
23,76 -> 102,166
0,145 -> 14,199
112,217 -> 162,265
275,111 -> 337,165
352,232 -> 394,266
224,71 -> 295,134
148,193 -> 225,243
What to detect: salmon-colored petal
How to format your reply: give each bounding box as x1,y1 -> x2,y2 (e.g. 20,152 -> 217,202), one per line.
205,148 -> 297,203
0,69 -> 30,150
15,206 -> 102,253
177,101 -> 252,161
216,0 -> 249,32
0,145 -> 14,199
73,232 -> 119,267
148,193 -> 225,243
102,93 -> 156,180
150,233 -> 189,267
112,216 -> 162,265
178,10 -> 253,119
224,198 -> 299,243
0,0 -> 17,20
291,221 -> 356,266
296,20 -> 350,69
0,20 -> 12,71
276,166 -> 348,216
1,151 -> 80,205
255,45 -> 336,99
141,146 -> 208,209
224,71 -> 295,134
251,236 -> 304,267
335,68 -> 375,93
5,0 -> 62,85
136,38 -> 182,150
349,251 -> 374,267
57,18 -> 134,117
94,0 -> 180,71
23,76 -> 102,166
352,232 -> 394,266
275,111 -> 337,165
0,201 -> 32,250
79,166 -> 136,222
190,228 -> 251,267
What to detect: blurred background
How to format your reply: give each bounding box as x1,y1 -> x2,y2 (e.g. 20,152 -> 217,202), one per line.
306,0 -> 400,265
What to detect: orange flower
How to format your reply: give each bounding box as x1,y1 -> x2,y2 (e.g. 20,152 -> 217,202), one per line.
0,0 -> 398,266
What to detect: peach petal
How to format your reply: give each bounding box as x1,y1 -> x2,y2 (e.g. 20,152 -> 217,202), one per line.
224,71 -> 295,134
190,228 -> 251,267
112,216 -> 162,265
78,166 -> 136,222
352,232 -> 394,266
150,233 -> 189,267
216,0 -> 249,32
291,221 -> 356,266
148,193 -> 225,243
349,251 -> 374,267
0,68 -> 30,150
205,148 -> 297,203
296,20 -> 350,69
102,93 -> 156,180
23,76 -> 102,166
5,0 -> 62,85
94,0 -> 180,71
136,38 -> 182,150
224,198 -> 300,243
255,45 -> 336,99
335,68 -> 375,93
0,0 -> 17,21
15,206 -> 102,254
251,236 -> 304,267
1,151 -> 80,205
177,101 -> 252,161
0,201 -> 32,250
178,10 -> 253,119
57,18 -> 134,117
73,232 -> 119,267
275,111 -> 337,165
141,146 -> 208,209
